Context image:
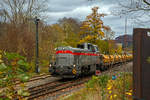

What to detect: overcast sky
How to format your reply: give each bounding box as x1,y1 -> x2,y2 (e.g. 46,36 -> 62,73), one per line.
44,0 -> 143,37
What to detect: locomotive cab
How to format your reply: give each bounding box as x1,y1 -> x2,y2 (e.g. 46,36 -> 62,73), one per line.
49,46 -> 76,78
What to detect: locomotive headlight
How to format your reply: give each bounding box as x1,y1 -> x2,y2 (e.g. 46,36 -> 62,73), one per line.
49,64 -> 52,67
73,64 -> 76,67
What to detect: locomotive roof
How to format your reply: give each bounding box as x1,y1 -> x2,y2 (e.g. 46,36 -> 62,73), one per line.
56,46 -> 88,51
55,43 -> 99,52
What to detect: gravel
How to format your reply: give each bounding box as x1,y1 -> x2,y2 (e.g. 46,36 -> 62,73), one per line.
26,76 -> 61,88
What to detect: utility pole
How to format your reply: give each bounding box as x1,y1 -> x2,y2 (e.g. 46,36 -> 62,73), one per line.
123,16 -> 127,100
124,17 -> 127,51
34,17 -> 40,73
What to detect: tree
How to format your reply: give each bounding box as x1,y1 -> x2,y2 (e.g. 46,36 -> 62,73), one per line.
38,23 -> 66,68
0,0 -> 48,62
103,26 -> 115,40
96,40 -> 109,54
116,44 -> 123,54
103,27 -> 116,54
58,17 -> 81,47
0,0 -> 47,24
58,17 -> 81,34
112,0 -> 150,25
79,6 -> 110,44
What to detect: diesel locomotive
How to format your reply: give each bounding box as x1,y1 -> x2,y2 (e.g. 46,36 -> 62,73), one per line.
49,43 -> 132,78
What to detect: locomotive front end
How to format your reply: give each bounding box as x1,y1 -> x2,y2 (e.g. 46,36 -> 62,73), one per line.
49,47 -> 77,78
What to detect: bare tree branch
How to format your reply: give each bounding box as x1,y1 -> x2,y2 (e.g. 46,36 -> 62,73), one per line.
0,0 -> 48,24
111,0 -> 150,26
143,0 -> 150,5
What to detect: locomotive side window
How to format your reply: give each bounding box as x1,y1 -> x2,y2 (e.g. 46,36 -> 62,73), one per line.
91,46 -> 95,52
87,44 -> 95,52
77,44 -> 84,49
96,47 -> 99,51
88,44 -> 92,51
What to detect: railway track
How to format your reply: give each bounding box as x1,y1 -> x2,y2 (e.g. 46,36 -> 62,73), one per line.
27,76 -> 91,100
0,74 -> 51,90
15,74 -> 51,85
25,74 -> 51,82
26,62 -> 132,100
101,62 -> 131,75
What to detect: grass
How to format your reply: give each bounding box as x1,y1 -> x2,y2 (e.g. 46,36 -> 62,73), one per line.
60,87 -> 102,100
59,72 -> 133,100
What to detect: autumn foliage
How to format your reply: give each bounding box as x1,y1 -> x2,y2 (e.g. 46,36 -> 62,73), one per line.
79,7 -> 119,54
0,5 -> 122,72
79,7 -> 110,44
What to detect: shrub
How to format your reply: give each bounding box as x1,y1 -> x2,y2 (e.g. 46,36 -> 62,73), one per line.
105,72 -> 133,100
0,51 -> 31,100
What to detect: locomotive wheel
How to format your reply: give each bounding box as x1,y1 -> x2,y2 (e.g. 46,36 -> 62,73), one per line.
100,65 -> 105,71
49,68 -> 55,75
81,66 -> 90,76
104,66 -> 108,70
81,67 -> 85,76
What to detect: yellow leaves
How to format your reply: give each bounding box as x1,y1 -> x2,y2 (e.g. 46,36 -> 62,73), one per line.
107,85 -> 112,90
0,55 -> 2,59
79,6 -> 109,44
0,53 -> 3,63
0,71 -> 3,74
0,59 -> 3,63
107,82 -> 118,100
126,92 -> 132,96
11,61 -> 17,66
109,90 -> 112,94
79,35 -> 98,44
110,95 -> 113,99
126,89 -> 132,96
114,94 -> 117,98
81,24 -> 89,29
98,31 -> 104,37
96,24 -> 102,28
116,44 -> 123,54
109,94 -> 117,100
20,83 -> 26,87
22,48 -> 27,56
79,39 -> 85,44
104,73 -> 133,100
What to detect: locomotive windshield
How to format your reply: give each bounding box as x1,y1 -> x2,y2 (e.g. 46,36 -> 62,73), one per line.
56,53 -> 74,66
56,56 -> 67,65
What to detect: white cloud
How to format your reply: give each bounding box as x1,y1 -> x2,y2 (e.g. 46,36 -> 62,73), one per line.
45,0 -> 136,37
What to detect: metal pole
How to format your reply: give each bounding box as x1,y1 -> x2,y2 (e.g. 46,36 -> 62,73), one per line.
123,16 -> 127,100
35,17 -> 40,73
125,17 -> 127,49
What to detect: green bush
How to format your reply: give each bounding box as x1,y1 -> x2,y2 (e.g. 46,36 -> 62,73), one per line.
62,72 -> 133,100
0,51 -> 31,100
